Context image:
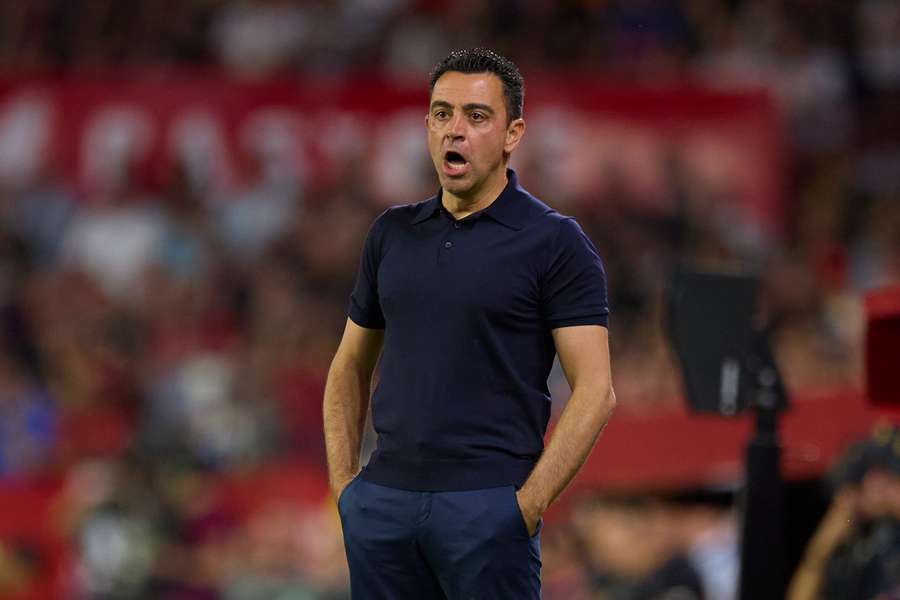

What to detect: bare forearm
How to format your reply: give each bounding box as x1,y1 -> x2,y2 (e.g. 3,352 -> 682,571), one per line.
786,558 -> 825,600
788,538 -> 836,600
323,359 -> 372,494
519,385 -> 615,512
787,491 -> 854,600
790,535 -> 837,599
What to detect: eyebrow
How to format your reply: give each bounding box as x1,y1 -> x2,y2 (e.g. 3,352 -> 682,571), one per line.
429,100 -> 496,115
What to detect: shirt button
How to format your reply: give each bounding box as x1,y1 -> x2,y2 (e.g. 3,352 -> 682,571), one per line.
444,241 -> 453,248
454,222 -> 461,229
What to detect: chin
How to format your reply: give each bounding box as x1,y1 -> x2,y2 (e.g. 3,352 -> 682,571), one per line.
440,177 -> 473,196
448,169 -> 485,191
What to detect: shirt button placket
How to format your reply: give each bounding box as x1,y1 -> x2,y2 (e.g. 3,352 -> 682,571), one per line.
438,222 -> 457,265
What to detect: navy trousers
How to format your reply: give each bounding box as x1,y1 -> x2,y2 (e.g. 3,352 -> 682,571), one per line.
338,477 -> 542,599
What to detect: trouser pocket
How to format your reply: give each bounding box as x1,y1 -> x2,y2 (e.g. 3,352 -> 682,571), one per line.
507,485 -> 543,538
337,476 -> 359,514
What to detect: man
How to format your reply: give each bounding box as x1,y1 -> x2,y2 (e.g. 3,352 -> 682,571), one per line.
323,48 -> 616,599
788,425 -> 900,600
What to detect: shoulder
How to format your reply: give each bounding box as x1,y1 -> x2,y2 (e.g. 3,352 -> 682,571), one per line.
519,191 -> 585,240
374,195 -> 436,228
365,201 -> 417,237
362,196 -> 436,256
509,189 -> 559,231
552,214 -> 590,241
521,197 -> 600,265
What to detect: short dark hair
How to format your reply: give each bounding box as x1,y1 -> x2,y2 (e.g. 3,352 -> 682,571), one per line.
428,48 -> 524,122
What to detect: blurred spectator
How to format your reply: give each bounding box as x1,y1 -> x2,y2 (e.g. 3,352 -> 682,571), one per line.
382,9 -> 451,76
211,0 -> 308,77
60,169 -> 166,304
0,353 -> 55,476
603,0 -> 695,80
64,457 -> 165,598
788,424 -> 900,600
857,0 -> 900,90
572,493 -> 728,600
1,172 -> 74,269
216,137 -> 303,267
156,163 -> 217,285
0,539 -> 42,597
139,351 -> 279,470
224,500 -> 349,599
674,493 -> 738,600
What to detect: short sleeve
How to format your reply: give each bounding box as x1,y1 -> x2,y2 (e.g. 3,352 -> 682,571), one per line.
542,217 -> 609,329
348,214 -> 387,329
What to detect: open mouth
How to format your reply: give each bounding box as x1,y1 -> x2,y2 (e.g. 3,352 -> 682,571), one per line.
443,150 -> 469,176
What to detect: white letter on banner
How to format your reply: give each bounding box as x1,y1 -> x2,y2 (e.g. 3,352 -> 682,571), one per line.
369,110 -> 429,206
167,110 -> 234,201
0,91 -> 54,187
237,109 -> 307,190
81,106 -> 154,194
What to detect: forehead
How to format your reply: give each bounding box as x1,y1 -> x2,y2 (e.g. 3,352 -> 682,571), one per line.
430,71 -> 505,110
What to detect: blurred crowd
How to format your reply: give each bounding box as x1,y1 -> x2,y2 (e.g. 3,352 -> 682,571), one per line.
0,0 -> 897,598
788,424 -> 900,600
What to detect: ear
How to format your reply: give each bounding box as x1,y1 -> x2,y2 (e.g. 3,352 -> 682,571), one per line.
504,118 -> 525,154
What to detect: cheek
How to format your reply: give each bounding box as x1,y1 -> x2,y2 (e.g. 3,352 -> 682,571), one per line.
427,132 -> 443,155
492,130 -> 511,153
473,132 -> 507,160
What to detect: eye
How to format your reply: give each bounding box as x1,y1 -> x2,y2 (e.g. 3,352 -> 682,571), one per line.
470,112 -> 485,122
434,110 -> 449,120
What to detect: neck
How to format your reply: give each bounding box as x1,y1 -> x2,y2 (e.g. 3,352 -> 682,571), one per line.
442,168 -> 509,220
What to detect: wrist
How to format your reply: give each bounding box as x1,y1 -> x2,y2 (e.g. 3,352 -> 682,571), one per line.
331,472 -> 356,493
517,486 -> 548,515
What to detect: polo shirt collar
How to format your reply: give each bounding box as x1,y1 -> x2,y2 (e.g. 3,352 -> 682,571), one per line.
410,169 -> 527,231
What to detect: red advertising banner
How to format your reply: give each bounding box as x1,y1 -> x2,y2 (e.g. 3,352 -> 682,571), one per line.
0,74 -> 782,232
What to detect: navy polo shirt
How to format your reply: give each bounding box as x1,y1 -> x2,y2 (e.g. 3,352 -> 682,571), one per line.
349,169 -> 609,491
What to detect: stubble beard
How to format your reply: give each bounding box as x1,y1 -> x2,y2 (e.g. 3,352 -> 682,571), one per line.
442,174 -> 475,198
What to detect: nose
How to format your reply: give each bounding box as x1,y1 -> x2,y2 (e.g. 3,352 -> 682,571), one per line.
446,113 -> 466,141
